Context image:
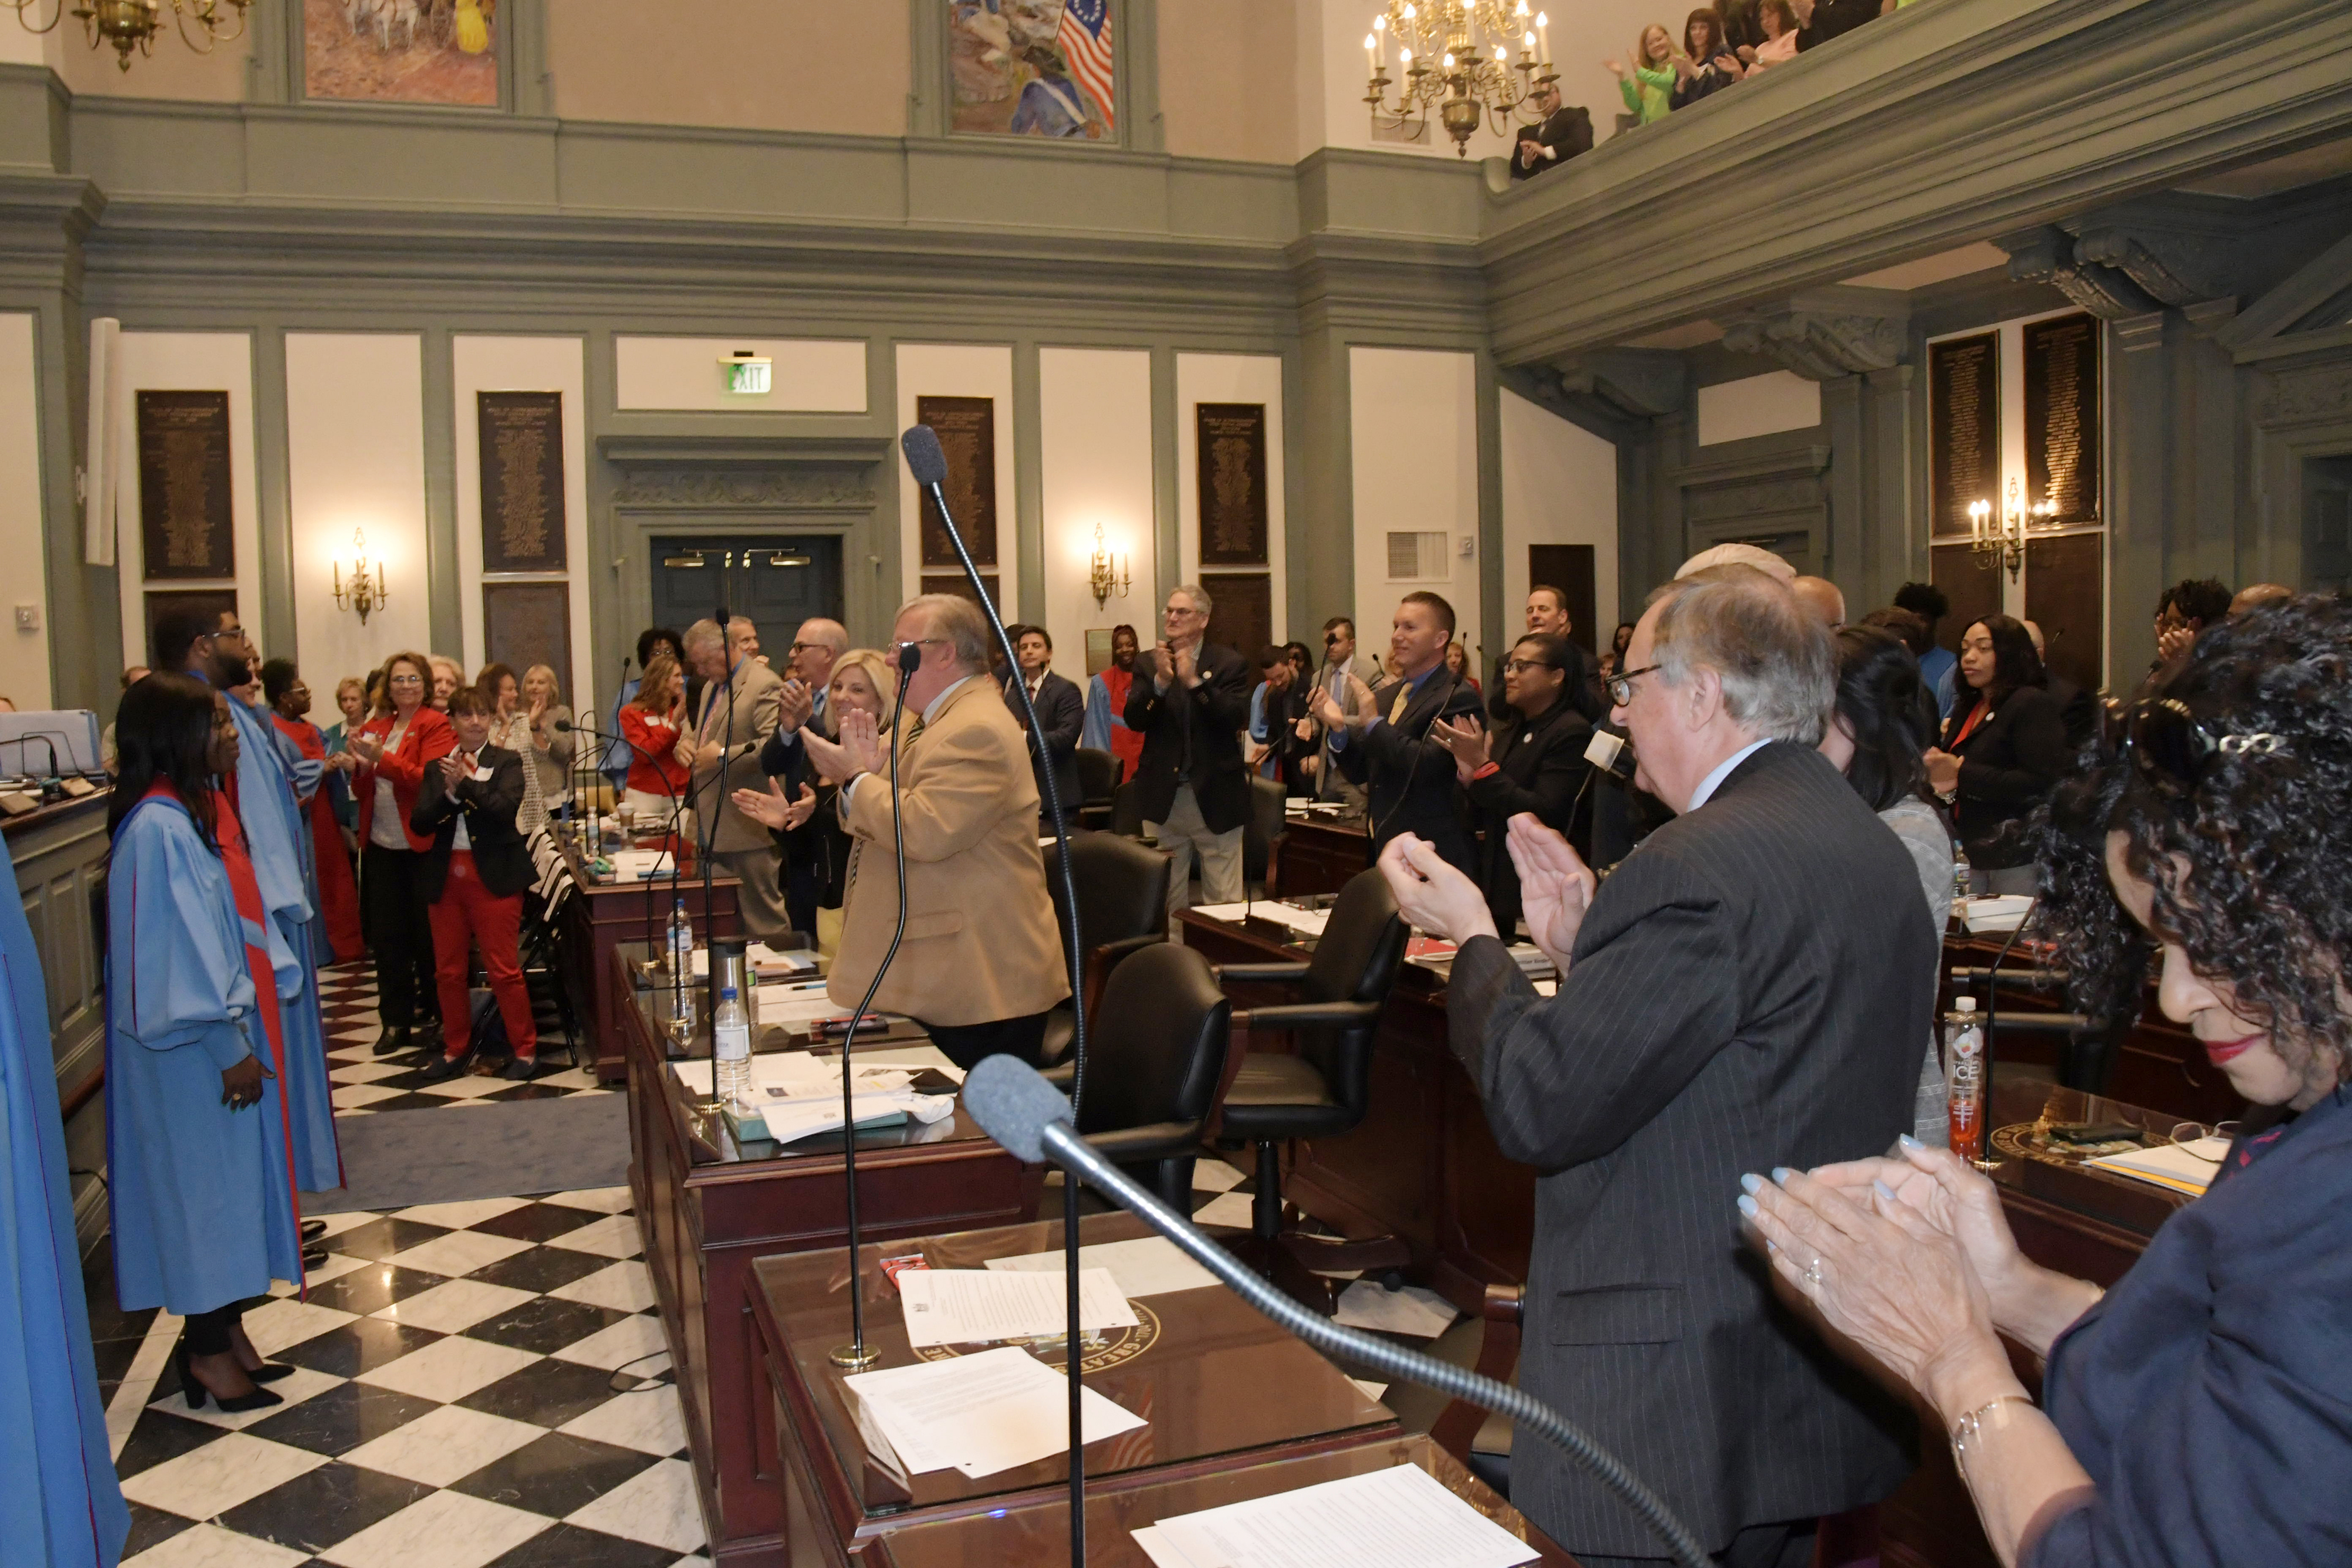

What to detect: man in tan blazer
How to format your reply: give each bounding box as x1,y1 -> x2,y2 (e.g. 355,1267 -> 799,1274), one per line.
684,616 -> 791,939
800,593 -> 1068,1069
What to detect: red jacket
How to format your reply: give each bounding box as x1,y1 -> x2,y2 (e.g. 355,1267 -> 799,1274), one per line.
355,707 -> 456,854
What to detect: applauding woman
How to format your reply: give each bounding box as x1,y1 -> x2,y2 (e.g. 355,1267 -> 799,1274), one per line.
733,647 -> 893,954
349,651 -> 455,1057
618,648 -> 693,844
412,686 -> 538,1082
1742,594 -> 2352,1566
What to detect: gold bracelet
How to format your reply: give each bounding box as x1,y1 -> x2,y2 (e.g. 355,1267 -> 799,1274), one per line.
1949,1393 -> 2035,1475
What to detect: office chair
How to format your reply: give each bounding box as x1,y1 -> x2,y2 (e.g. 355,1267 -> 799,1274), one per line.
1210,868 -> 1408,1306
1241,774 -> 1288,898
1041,942 -> 1231,1210
1074,747 -> 1120,830
1037,831 -> 1172,1068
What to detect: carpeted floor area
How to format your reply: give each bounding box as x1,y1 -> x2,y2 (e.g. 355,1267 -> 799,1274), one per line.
302,1093 -> 633,1215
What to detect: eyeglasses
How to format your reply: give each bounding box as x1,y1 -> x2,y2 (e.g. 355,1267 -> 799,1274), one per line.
1165,606 -> 1203,619
2120,698 -> 2284,798
1504,658 -> 1555,675
892,638 -> 948,654
387,673 -> 425,687
2169,1120 -> 2242,1162
1604,663 -> 1663,707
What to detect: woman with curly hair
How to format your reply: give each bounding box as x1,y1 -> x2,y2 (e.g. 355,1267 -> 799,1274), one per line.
1742,594 -> 2352,1566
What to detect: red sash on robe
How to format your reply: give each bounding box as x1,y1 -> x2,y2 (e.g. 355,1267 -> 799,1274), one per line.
1101,664 -> 1144,782
273,713 -> 365,963
210,788 -> 307,1253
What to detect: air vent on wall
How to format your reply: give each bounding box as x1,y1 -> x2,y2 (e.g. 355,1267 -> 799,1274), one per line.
1385,530 -> 1449,583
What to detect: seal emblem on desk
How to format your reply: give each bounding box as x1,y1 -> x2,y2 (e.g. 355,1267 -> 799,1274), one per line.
910,1299 -> 1164,1375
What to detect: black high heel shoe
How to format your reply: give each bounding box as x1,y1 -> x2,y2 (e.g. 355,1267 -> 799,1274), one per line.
246,1361 -> 297,1384
172,1337 -> 284,1413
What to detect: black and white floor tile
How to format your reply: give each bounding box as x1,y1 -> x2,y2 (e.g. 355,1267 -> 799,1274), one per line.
315,962 -> 610,1115
90,1189 -> 708,1568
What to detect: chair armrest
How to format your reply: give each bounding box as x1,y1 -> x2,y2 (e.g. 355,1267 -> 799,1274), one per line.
1093,932 -> 1164,968
1235,999 -> 1379,1032
1430,1284 -> 1524,1460
1214,961 -> 1312,984
1084,1121 -> 1207,1162
1038,1060 -> 1076,1092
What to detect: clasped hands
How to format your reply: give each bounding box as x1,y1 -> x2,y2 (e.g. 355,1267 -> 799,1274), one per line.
732,777 -> 818,832
797,707 -> 886,784
1307,673 -> 1377,734
1375,814 -> 1595,973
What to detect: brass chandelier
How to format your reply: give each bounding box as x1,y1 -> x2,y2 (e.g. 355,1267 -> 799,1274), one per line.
8,0 -> 254,73
1365,0 -> 1555,158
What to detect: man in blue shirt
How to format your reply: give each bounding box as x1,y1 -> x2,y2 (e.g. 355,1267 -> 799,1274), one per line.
1311,591 -> 1485,874
1895,581 -> 1958,720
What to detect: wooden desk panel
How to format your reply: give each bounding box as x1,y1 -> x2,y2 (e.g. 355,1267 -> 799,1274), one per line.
1271,817 -> 1369,898
870,1434 -> 1579,1568
748,1211 -> 1398,1566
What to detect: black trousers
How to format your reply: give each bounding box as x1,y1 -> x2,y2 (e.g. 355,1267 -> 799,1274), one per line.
917,1010 -> 1048,1074
182,1303 -> 245,1355
362,842 -> 439,1027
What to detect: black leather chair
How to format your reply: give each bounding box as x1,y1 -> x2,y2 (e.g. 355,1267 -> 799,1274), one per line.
1074,747 -> 1120,830
1110,778 -> 1148,839
1042,942 -> 1230,1210
1211,868 -> 1408,1299
1241,774 -> 1288,898
1038,831 -> 1173,1068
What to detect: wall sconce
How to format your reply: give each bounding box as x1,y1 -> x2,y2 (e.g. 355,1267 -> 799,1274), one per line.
1089,523 -> 1131,610
333,527 -> 387,623
1968,476 -> 2054,583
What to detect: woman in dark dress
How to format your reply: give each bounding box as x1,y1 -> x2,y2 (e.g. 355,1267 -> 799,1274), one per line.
732,647 -> 893,954
1742,594 -> 2352,1566
1926,613 -> 2066,894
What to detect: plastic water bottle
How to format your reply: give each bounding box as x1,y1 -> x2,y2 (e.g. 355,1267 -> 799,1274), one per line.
1945,997 -> 1984,1161
713,985 -> 753,1106
666,899 -> 694,1034
1953,859 -> 1971,906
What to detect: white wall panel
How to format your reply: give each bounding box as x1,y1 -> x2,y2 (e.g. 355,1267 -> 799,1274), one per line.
614,336 -> 867,413
1501,387 -> 1618,653
112,331 -> 260,671
453,336 -> 593,717
1348,346 -> 1481,668
893,343 -> 1018,614
1698,371 -> 1822,447
1038,347 -> 1154,680
1176,352 -> 1284,650
284,333 -> 432,691
0,316 -> 52,707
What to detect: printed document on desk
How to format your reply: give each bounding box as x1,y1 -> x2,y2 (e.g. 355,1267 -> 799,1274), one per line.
1141,1462 -> 1539,1568
898,1267 -> 1137,1347
843,1345 -> 1147,1480
1192,902 -> 1329,937
985,1235 -> 1220,1298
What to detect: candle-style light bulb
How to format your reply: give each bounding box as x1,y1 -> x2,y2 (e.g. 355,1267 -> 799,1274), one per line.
1536,9 -> 1549,59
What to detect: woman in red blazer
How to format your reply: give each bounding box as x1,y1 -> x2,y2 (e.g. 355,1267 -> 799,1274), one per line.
348,650 -> 456,1058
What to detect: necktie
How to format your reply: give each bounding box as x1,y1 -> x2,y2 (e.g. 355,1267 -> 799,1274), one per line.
1389,684 -> 1409,724
901,713 -> 926,752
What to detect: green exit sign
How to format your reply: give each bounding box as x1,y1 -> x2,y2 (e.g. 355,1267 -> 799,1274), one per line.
723,355 -> 771,396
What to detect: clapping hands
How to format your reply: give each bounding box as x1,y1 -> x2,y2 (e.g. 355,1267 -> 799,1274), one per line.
1431,713 -> 1487,781
1506,814 -> 1594,972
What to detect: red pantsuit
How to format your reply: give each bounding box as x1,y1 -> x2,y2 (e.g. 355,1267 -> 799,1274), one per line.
427,850 -> 536,1061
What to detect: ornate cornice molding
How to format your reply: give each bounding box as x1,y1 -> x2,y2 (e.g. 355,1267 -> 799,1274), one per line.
1719,289 -> 1909,380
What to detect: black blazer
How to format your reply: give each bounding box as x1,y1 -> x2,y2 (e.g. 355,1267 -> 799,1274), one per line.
1446,742 -> 1932,1555
2044,674 -> 2100,753
1465,698 -> 1593,933
408,743 -> 533,901
1006,670 -> 1085,817
1124,641 -> 1255,834
1940,684 -> 2067,869
1334,667 -> 1485,874
1509,104 -> 1593,179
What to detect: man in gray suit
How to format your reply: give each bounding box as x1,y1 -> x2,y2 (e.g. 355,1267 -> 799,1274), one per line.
684,616 -> 789,938
1379,565 -> 1934,1567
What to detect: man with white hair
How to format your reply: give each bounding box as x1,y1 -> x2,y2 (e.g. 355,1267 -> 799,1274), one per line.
1675,541 -> 1796,583
1126,584 -> 1255,912
684,616 -> 789,938
1376,564 -> 1935,1568
761,616 -> 850,937
797,594 -> 1067,1068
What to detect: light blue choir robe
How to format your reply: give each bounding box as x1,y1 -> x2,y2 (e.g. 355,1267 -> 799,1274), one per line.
227,698 -> 340,1192
0,830 -> 129,1566
105,796 -> 303,1316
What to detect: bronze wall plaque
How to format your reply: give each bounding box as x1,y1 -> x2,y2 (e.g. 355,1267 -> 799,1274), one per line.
920,572 -> 1001,617
915,395 -> 997,568
483,582 -> 573,703
1929,543 -> 2002,661
2024,531 -> 2104,693
142,589 -> 239,667
2026,313 -> 2101,527
1202,572 -> 1271,663
1196,403 -> 1269,566
136,390 -> 235,581
478,392 -> 568,572
1928,333 -> 1999,540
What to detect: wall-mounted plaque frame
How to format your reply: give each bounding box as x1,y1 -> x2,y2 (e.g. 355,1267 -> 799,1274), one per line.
2025,313 -> 2102,527
1196,402 -> 1269,567
915,396 -> 998,570
483,581 -> 573,703
135,390 -> 235,581
478,391 -> 567,572
1929,333 -> 1999,540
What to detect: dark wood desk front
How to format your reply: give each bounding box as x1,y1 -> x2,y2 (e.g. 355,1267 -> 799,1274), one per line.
562,831 -> 741,1081
748,1211 -> 1398,1567
617,946 -> 1041,1566
871,1433 -> 1579,1568
1270,814 -> 1370,898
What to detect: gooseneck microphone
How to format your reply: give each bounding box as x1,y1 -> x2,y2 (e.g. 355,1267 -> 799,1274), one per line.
556,718 -> 687,968
961,1056 -> 1715,1568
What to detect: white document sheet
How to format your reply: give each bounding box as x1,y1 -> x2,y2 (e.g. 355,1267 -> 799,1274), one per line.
687,942 -> 818,977
1148,1462 -> 1539,1568
844,1345 -> 1147,1480
1190,902 -> 1331,937
2084,1139 -> 2217,1197
985,1236 -> 1221,1298
897,1267 -> 1137,1348
1331,1281 -> 1459,1338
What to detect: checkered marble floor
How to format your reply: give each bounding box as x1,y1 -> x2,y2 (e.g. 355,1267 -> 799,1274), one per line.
316,961 -> 610,1115
91,1189 -> 707,1568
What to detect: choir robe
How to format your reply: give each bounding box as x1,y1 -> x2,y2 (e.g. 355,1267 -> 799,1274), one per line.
105,793 -> 303,1316
225,696 -> 341,1193
0,826 -> 129,1566
273,712 -> 363,964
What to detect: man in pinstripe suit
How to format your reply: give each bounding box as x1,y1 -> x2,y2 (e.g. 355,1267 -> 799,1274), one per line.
1381,565 -> 1936,1566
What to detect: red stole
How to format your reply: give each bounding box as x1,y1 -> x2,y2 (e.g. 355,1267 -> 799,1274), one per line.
1101,664 -> 1144,781
273,713 -> 364,963
213,789 -> 305,1238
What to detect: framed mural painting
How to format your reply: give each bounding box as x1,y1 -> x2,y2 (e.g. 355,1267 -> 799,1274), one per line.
948,0 -> 1115,140
304,0 -> 499,107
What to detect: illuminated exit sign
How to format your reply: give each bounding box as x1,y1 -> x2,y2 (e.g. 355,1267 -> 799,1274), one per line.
723,353 -> 771,396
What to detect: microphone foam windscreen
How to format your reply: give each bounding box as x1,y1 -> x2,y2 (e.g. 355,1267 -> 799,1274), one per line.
961,1055 -> 1072,1164
900,423 -> 949,486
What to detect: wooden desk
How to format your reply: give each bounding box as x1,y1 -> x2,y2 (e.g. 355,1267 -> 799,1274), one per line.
870,1433 -> 1578,1567
1271,815 -> 1369,898
563,830 -> 741,1081
618,946 -> 1041,1566
748,1210 -> 1398,1567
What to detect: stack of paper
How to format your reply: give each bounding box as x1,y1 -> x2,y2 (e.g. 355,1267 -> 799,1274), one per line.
984,1236 -> 1221,1298
1960,894 -> 2036,933
1192,902 -> 1330,938
843,1345 -> 1147,1480
1134,1463 -> 1539,1568
2085,1138 -> 2220,1197
897,1267 -> 1137,1347
607,848 -> 674,882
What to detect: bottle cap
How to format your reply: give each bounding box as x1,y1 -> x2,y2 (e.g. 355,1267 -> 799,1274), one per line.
1954,997 -> 1977,1012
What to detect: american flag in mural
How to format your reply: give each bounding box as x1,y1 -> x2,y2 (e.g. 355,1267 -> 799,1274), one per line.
1058,0 -> 1115,131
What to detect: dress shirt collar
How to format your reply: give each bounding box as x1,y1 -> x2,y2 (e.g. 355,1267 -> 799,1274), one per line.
923,674 -> 975,726
1687,737 -> 1771,813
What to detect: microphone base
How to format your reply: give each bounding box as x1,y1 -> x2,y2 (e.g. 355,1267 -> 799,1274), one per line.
827,1340 -> 881,1370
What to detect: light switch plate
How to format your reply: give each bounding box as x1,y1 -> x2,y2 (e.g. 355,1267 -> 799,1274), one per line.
13,604 -> 38,631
